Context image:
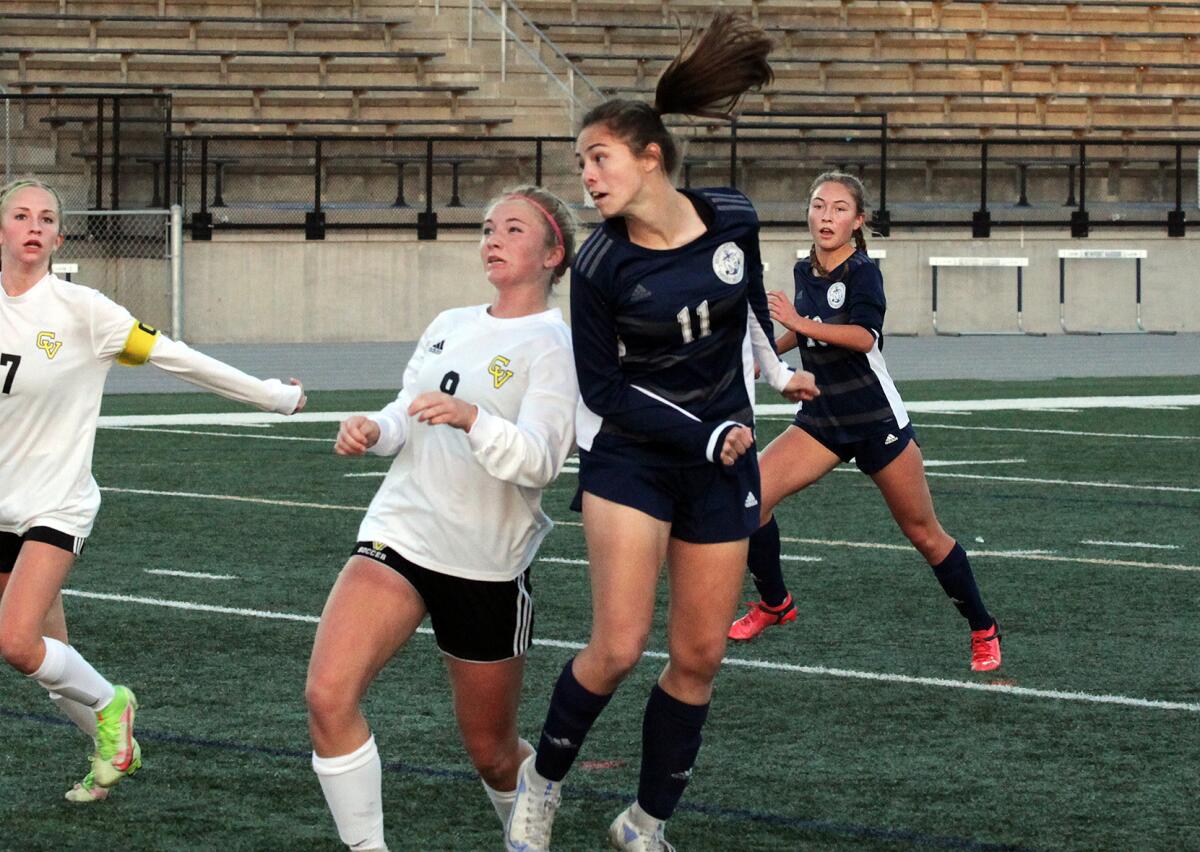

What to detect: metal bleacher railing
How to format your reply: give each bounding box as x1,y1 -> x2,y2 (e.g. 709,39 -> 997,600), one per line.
4,95 -> 1195,241
165,115 -> 1194,241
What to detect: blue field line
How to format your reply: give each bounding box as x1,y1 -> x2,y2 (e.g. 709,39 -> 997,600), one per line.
2,708 -> 1034,851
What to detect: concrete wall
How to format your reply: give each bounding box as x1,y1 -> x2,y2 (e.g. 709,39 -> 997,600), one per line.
164,229 -> 1200,343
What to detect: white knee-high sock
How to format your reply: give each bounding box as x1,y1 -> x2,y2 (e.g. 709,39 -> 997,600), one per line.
49,692 -> 98,738
29,637 -> 115,709
312,735 -> 388,852
482,736 -> 532,827
482,778 -> 518,827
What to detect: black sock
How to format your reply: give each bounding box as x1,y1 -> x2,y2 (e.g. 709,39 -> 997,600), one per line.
748,517 -> 789,608
636,684 -> 709,821
534,658 -> 612,782
931,541 -> 992,631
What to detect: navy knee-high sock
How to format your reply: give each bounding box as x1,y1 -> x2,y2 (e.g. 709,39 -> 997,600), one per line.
931,541 -> 992,631
636,684 -> 709,821
534,658 -> 612,782
747,517 -> 789,607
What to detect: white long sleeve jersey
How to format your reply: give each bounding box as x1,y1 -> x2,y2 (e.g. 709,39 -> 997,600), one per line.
0,273 -> 302,538
358,304 -> 578,582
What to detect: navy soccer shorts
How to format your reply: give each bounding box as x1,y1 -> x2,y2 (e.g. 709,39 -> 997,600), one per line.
351,542 -> 533,663
0,526 -> 86,573
571,449 -> 762,544
794,421 -> 919,475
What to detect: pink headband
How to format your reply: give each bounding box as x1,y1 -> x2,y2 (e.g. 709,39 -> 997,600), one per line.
506,193 -> 563,249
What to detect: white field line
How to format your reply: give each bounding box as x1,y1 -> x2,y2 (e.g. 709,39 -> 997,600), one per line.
541,555 -> 822,564
781,535 -> 1200,573
914,423 -> 1200,441
144,568 -> 238,580
756,394 -> 1200,417
101,486 -> 368,512
57,588 -> 1200,714
830,467 -> 1199,493
921,458 -> 1025,467
97,487 -> 1200,573
98,411 -> 363,427
924,471 -> 1200,494
104,425 -> 326,442
348,467 -> 582,479
1081,540 -> 1181,551
96,394 -> 1200,429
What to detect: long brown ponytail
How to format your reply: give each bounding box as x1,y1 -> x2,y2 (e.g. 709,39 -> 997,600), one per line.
578,13 -> 773,177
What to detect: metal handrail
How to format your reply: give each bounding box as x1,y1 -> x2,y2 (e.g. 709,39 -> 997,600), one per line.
468,0 -> 603,122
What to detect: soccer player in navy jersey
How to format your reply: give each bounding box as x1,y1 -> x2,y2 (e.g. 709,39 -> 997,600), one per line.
504,14 -> 818,852
727,171 -> 1002,674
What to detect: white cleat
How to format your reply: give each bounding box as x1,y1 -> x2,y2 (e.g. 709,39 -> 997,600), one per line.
504,753 -> 561,852
608,804 -> 675,851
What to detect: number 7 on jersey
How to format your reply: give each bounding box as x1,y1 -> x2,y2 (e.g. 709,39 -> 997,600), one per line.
0,353 -> 20,394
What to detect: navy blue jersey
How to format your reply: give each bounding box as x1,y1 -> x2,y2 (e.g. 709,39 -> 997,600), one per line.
570,188 -> 794,467
792,250 -> 910,443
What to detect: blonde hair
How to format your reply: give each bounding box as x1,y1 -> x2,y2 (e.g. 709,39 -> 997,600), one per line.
486,185 -> 578,286
0,178 -> 66,273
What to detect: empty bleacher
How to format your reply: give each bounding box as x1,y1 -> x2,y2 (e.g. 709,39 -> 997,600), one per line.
0,1 -> 573,136
3,0 -> 1196,225
523,2 -> 1200,139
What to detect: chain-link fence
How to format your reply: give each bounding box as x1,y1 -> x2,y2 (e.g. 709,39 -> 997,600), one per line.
3,95 -> 179,332
53,208 -> 182,337
2,94 -> 172,210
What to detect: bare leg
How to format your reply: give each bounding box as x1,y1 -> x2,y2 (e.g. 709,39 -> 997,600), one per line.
306,556 -> 427,757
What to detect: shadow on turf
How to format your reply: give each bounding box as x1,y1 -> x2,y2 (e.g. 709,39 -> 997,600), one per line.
3,709 -> 1035,851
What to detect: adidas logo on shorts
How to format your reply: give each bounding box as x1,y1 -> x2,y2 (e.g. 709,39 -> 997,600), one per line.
428,339 -> 445,354
744,492 -> 759,509
884,433 -> 898,445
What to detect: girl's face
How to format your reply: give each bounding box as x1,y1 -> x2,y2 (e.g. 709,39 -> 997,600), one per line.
808,181 -> 864,253
479,198 -> 561,289
575,123 -> 657,219
0,185 -> 63,273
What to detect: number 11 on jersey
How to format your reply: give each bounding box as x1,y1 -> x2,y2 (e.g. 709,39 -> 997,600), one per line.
676,300 -> 712,344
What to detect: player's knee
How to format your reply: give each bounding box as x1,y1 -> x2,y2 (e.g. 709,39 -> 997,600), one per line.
902,521 -> 943,558
304,670 -> 354,724
0,627 -> 41,674
669,637 -> 725,684
464,734 -> 514,786
591,636 -> 647,684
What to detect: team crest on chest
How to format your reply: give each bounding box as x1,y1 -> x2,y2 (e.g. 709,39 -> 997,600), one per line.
827,282 -> 846,309
36,331 -> 63,359
712,242 -> 745,285
488,355 -> 514,389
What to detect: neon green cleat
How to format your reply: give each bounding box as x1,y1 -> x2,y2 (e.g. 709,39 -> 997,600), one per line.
66,737 -> 142,803
65,768 -> 109,803
91,686 -> 141,788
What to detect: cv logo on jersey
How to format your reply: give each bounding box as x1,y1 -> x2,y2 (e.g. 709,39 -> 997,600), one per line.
488,355 -> 515,389
827,282 -> 846,309
36,331 -> 63,359
712,242 -> 745,284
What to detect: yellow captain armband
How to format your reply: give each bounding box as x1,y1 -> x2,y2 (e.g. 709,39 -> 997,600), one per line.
117,321 -> 160,366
